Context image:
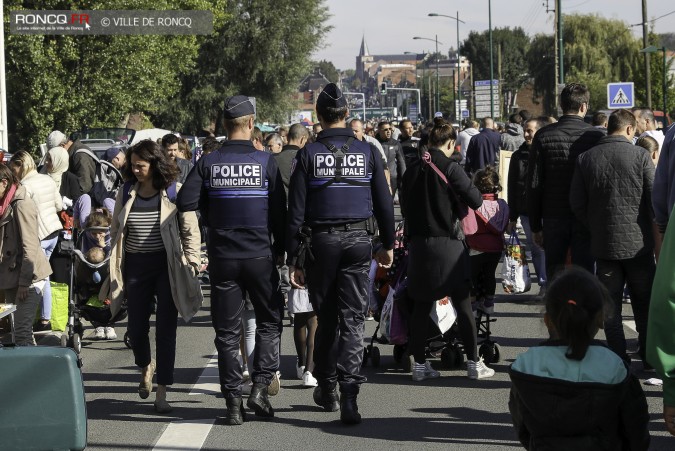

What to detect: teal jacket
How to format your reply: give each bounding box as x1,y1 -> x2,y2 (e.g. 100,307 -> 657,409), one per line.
647,208 -> 675,406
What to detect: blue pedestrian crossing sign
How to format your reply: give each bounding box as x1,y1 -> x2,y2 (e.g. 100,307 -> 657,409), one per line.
607,82 -> 634,109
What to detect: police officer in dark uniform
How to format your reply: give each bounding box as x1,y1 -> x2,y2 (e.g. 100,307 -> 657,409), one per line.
177,95 -> 286,425
286,83 -> 395,425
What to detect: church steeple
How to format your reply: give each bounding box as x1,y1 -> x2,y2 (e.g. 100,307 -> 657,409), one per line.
359,35 -> 369,57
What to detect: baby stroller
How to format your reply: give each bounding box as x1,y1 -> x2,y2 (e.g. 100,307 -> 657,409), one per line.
61,229 -> 128,358
363,222 -> 501,371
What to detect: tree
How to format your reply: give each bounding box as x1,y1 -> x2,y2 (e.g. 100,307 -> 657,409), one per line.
634,31 -> 675,115
314,60 -> 340,83
152,0 -> 331,134
461,27 -> 530,117
5,0 -> 216,153
526,34 -> 556,115
562,14 -> 639,113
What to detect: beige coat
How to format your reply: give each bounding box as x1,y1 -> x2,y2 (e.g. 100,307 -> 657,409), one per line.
0,185 -> 52,289
104,183 -> 203,322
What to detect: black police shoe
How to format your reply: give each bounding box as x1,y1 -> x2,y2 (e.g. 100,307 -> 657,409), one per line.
313,384 -> 340,412
225,397 -> 247,425
246,383 -> 274,418
340,384 -> 361,425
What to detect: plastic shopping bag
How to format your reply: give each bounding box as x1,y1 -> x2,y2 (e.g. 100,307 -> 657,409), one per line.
429,297 -> 456,334
502,232 -> 532,294
379,287 -> 394,342
50,282 -> 69,332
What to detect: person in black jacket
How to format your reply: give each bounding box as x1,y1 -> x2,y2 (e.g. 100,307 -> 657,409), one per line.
507,118 -> 547,293
526,83 -> 605,281
273,123 -> 308,196
400,117 -> 494,381
286,83 -> 394,425
509,267 -> 650,451
570,109 -> 655,366
376,120 -> 406,196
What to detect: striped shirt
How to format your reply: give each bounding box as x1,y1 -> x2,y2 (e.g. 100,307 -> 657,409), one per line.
124,193 -> 164,253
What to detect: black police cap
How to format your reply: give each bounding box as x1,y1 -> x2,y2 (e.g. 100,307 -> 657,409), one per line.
317,83 -> 347,109
223,95 -> 255,119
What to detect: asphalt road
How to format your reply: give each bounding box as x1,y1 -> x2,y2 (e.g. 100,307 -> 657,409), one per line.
56,278 -> 671,451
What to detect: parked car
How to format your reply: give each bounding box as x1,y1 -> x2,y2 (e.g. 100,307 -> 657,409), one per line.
70,128 -> 135,160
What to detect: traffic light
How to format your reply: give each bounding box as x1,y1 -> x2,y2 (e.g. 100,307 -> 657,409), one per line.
380,83 -> 387,94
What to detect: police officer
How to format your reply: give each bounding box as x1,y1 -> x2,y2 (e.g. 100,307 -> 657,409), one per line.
177,95 -> 286,425
286,83 -> 395,425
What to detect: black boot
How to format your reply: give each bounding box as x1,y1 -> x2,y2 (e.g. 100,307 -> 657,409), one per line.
339,384 -> 361,425
246,383 -> 274,418
313,383 -> 340,412
225,397 -> 246,425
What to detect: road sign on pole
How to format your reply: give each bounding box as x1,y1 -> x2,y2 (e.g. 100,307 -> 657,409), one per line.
607,82 -> 634,109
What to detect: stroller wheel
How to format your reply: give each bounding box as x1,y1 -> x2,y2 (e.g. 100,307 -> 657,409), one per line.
124,331 -> 132,349
479,342 -> 498,364
370,347 -> 381,368
60,333 -> 68,348
454,347 -> 465,369
491,343 -> 501,363
69,333 -> 82,354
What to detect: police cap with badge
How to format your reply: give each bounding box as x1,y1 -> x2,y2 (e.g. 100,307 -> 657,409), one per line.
223,95 -> 255,119
316,83 -> 348,110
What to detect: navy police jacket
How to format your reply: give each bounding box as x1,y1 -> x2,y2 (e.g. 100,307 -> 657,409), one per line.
177,139 -> 286,259
286,127 -> 395,258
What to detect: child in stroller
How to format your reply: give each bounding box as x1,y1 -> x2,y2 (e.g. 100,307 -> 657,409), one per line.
70,209 -> 123,342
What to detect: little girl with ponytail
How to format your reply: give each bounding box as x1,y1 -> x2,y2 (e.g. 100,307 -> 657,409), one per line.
508,267 -> 650,450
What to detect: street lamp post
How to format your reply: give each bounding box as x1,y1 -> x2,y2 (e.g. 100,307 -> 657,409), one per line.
640,45 -> 669,117
428,12 -> 466,121
489,0 -> 495,118
414,36 -> 443,114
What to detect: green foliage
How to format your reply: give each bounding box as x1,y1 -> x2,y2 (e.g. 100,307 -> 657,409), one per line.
314,60 -> 339,83
526,34 -> 556,114
634,31 -> 675,115
4,0 -> 219,153
460,27 -> 530,118
152,0 -> 331,134
562,14 -> 639,111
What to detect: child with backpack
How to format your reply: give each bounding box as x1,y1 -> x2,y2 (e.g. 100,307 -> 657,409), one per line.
509,267 -> 650,450
465,166 -> 509,315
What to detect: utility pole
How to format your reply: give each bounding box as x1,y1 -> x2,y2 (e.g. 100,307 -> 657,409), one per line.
557,0 -> 564,84
642,0 -> 652,108
489,0 -> 495,118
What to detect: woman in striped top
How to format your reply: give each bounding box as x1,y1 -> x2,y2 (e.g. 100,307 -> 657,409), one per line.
106,140 -> 202,414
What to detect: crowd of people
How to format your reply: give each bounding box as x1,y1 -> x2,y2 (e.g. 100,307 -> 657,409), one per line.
2,80 -> 675,444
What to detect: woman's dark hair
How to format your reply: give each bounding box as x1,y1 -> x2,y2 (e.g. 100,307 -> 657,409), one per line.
123,139 -> 179,190
428,117 -> 457,147
0,163 -> 19,187
545,267 -> 610,360
473,165 -> 501,194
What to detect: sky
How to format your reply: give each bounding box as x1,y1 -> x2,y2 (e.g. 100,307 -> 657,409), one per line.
313,0 -> 674,70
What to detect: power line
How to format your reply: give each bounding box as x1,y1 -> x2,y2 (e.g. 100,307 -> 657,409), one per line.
630,9 -> 675,27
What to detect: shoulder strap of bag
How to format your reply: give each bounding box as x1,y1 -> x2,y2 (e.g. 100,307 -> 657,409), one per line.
422,151 -> 449,185
74,147 -> 99,162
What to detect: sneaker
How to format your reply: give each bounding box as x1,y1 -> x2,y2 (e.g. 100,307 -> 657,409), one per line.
104,327 -> 117,340
412,361 -> 440,381
467,358 -> 495,380
296,365 -> 305,380
478,298 -> 494,315
94,326 -> 106,339
302,371 -> 318,387
268,371 -> 281,396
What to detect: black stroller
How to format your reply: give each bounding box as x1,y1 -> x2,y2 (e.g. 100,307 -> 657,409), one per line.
363,222 -> 500,371
61,230 -> 128,358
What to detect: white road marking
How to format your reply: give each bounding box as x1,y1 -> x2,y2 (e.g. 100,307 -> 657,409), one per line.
624,320 -> 637,333
189,350 -> 220,395
153,419 -> 215,451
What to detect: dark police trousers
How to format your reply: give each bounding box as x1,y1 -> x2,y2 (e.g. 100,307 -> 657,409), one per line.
306,229 -> 371,388
209,255 -> 283,398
